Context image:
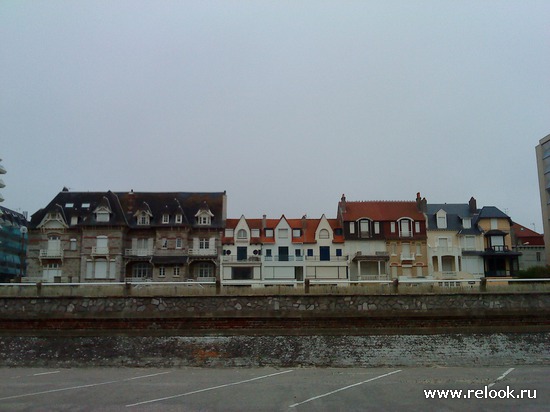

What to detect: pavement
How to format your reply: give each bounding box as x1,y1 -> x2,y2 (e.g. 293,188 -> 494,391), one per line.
0,365 -> 547,411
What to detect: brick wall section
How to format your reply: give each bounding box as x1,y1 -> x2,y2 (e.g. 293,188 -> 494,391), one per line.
0,293 -> 548,320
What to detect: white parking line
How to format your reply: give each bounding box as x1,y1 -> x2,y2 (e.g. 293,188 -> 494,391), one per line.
125,369 -> 294,407
289,369 -> 402,408
487,368 -> 515,388
33,371 -> 61,376
0,371 -> 172,401
124,371 -> 172,381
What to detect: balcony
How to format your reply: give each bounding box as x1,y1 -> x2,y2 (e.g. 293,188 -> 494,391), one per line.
39,249 -> 63,259
305,255 -> 348,262
125,248 -> 153,257
264,255 -> 303,262
91,246 -> 110,256
400,252 -> 415,261
399,230 -> 413,238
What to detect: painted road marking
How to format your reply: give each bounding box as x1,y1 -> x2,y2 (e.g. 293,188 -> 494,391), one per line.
124,371 -> 172,381
289,369 -> 402,408
126,369 -> 294,407
33,371 -> 61,376
0,371 -> 172,401
487,368 -> 515,388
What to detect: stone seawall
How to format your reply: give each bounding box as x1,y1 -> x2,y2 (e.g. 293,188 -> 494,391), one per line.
1,293 -> 548,319
0,333 -> 547,368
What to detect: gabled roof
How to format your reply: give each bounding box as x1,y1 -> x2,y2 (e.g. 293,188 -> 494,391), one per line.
222,215 -> 344,245
511,222 -> 544,246
477,206 -> 511,220
339,200 -> 425,221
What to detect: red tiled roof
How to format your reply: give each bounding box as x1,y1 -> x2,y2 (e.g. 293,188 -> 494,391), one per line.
339,201 -> 425,221
512,223 -> 544,245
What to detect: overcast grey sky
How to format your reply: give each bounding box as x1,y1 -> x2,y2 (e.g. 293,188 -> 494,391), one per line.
1,1 -> 549,230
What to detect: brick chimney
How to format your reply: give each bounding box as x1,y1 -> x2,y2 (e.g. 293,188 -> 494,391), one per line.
469,197 -> 477,214
262,214 -> 266,229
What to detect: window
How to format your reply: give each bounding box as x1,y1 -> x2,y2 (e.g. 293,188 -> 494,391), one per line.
463,218 -> 471,229
278,229 -> 288,238
399,219 -> 411,237
197,214 -> 211,225
265,229 -> 274,237
138,213 -> 149,225
133,263 -> 151,278
162,214 -> 169,224
199,238 -> 210,249
390,242 -> 397,255
237,229 -> 247,239
437,214 -> 447,229
349,222 -> 355,234
176,238 -> 182,249
374,222 -> 380,234
175,214 -> 183,224
225,229 -> 234,237
71,216 -> 78,225
81,203 -> 90,208
336,249 -> 342,257
359,220 -> 370,237
265,249 -> 272,258
251,229 -> 260,237
491,218 -> 498,230
416,243 -> 422,255
65,203 -> 74,208
415,221 -> 420,233
159,267 -> 166,277
319,229 -> 330,239
161,238 -> 168,249
307,249 -> 314,257
292,229 -> 301,238
390,222 -> 396,233
70,239 -> 77,251
173,266 -> 181,277
197,263 -> 213,278
537,252 -> 541,262
464,236 -> 476,250
295,249 -> 302,257
96,211 -> 109,222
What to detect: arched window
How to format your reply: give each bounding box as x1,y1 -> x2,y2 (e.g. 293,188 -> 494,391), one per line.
237,229 -> 247,239
319,229 -> 330,239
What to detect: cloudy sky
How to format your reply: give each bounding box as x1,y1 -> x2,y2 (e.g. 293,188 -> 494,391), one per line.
1,1 -> 548,230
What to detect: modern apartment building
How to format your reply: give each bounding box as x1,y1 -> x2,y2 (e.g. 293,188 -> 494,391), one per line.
0,205 -> 28,281
536,133 -> 550,265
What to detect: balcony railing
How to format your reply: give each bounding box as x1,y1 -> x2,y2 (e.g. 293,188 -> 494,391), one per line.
264,255 -> 303,262
431,246 -> 461,255
125,248 -> 153,257
485,246 -> 511,253
188,248 -> 217,256
222,256 -> 261,263
91,246 -> 110,256
304,255 -> 348,262
39,249 -> 63,259
399,231 -> 413,238
400,253 -> 415,261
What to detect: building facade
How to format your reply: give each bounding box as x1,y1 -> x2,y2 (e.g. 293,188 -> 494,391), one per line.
511,222 -> 545,271
27,189 -> 226,282
337,194 -> 428,281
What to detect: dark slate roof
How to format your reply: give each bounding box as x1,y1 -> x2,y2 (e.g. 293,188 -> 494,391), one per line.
30,190 -> 226,229
425,203 -> 481,234
476,206 -> 511,221
29,190 -> 126,228
0,205 -> 28,227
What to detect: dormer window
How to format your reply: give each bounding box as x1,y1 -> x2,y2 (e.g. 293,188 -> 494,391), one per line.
162,214 -> 170,224
138,213 -> 150,225
175,214 -> 183,224
96,211 -> 110,222
197,215 -> 211,225
237,229 -> 247,239
463,217 -> 471,229
359,219 -> 371,238
319,229 -> 330,239
225,229 -> 234,237
436,210 -> 447,229
251,229 -> 260,237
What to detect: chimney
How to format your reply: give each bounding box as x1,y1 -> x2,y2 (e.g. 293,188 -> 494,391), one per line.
302,214 -> 307,230
469,197 -> 477,214
340,194 -> 347,214
262,214 -> 266,229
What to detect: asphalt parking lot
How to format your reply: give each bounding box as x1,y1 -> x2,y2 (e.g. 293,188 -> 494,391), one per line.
0,366 -> 547,411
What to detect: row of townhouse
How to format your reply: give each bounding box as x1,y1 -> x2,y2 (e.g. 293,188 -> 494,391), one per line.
25,189 -> 525,284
